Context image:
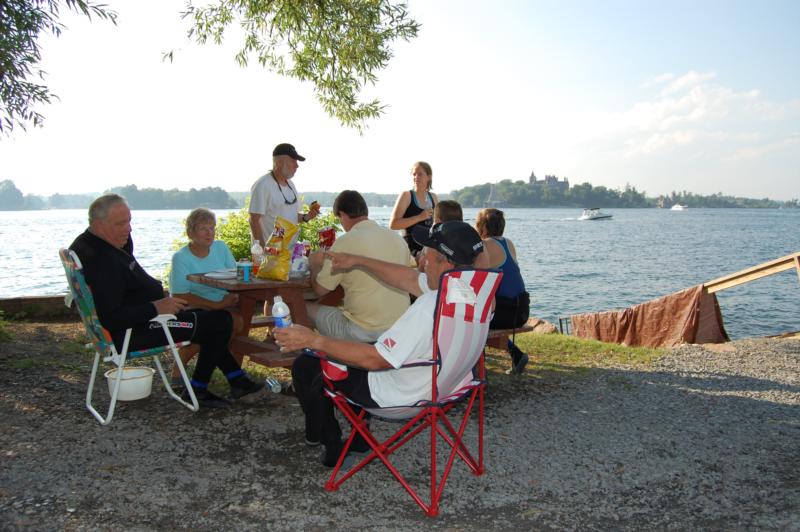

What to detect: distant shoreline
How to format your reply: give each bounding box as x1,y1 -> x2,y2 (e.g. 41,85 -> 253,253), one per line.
2,205 -> 799,212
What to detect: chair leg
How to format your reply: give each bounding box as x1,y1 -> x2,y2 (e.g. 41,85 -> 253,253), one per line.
86,352 -> 122,426
159,342 -> 198,412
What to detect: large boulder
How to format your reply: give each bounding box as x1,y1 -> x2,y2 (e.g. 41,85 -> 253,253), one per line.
527,317 -> 558,334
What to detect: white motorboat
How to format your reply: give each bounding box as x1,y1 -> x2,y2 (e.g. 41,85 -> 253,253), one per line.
579,208 -> 612,221
670,204 -> 688,211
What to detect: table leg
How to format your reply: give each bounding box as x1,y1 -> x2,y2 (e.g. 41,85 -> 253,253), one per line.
278,287 -> 311,327
234,293 -> 259,365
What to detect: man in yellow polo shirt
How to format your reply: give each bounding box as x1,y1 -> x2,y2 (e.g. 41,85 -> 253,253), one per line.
307,190 -> 412,342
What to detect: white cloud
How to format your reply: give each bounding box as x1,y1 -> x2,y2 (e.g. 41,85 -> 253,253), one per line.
660,70 -> 717,96
642,72 -> 674,88
727,134 -> 800,161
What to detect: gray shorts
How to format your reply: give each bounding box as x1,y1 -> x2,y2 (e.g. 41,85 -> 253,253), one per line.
314,305 -> 384,343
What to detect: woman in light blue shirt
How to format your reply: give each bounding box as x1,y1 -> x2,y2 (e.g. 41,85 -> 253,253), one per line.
169,208 -> 240,384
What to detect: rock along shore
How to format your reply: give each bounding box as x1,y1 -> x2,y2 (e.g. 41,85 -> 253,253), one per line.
0,321 -> 798,531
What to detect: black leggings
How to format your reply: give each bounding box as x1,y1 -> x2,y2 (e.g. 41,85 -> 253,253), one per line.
292,354 -> 377,446
112,309 -> 240,384
490,292 -> 531,330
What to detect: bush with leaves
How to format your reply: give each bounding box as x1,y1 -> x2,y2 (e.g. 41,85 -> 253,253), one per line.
215,203 -> 342,259
0,0 -> 117,135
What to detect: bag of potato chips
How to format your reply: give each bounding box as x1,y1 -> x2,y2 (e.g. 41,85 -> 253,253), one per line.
256,216 -> 299,281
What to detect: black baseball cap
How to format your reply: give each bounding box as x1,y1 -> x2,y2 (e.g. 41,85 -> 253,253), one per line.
272,143 -> 306,161
412,221 -> 484,266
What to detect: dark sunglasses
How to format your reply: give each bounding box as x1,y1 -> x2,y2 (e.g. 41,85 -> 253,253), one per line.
271,174 -> 297,205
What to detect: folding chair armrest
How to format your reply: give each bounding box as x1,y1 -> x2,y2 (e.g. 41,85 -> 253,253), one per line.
303,348 -> 434,371
150,314 -> 177,325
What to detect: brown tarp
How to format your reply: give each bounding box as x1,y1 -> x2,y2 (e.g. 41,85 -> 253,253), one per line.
570,285 -> 729,347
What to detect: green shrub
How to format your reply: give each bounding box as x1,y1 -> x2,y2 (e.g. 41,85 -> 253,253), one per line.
216,206 -> 253,260
299,209 -> 342,250
215,199 -> 342,260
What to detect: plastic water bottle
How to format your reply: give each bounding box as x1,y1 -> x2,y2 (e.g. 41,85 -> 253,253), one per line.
251,239 -> 264,275
264,377 -> 282,394
272,296 -> 292,328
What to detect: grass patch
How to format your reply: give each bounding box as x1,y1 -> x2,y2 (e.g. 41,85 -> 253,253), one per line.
487,333 -> 664,379
0,311 -> 12,342
7,358 -> 86,371
58,338 -> 92,356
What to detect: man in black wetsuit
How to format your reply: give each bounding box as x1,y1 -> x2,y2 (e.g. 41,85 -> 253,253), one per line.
69,194 -> 260,408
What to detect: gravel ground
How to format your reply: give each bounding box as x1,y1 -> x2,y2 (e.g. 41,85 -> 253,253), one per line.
0,322 -> 798,531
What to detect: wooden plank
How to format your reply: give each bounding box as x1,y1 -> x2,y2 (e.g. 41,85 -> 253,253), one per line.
230,335 -> 298,368
704,251 -> 800,293
246,350 -> 300,368
487,325 -> 534,339
249,315 -> 275,328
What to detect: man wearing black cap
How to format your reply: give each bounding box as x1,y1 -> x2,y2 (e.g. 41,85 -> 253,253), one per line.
274,221 -> 486,466
249,143 -> 321,246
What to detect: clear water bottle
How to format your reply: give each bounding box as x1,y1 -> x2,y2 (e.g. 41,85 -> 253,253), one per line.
264,377 -> 282,393
272,295 -> 292,328
251,239 -> 264,275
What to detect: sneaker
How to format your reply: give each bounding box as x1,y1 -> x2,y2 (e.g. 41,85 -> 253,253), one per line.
320,441 -> 344,467
319,437 -> 371,468
181,387 -> 230,409
229,374 -> 262,400
350,432 -> 371,454
507,343 -> 529,375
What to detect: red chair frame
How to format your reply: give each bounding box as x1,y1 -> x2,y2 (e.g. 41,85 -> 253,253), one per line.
321,268 -> 502,516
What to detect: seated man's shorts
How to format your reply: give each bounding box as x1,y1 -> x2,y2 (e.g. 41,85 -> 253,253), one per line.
314,305 -> 383,343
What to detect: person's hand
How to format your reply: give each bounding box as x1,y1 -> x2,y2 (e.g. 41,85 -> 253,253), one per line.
220,293 -> 239,308
308,250 -> 325,269
274,324 -> 316,352
153,296 -> 187,315
325,251 -> 360,272
419,208 -> 433,222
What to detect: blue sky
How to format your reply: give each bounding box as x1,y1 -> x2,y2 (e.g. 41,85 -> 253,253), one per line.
1,0 -> 798,200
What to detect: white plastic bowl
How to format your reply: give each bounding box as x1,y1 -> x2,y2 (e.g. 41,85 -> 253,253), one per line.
104,367 -> 155,401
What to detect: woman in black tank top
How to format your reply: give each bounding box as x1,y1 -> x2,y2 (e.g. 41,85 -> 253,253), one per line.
389,161 -> 439,258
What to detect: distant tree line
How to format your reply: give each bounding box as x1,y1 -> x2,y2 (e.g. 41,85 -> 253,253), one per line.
108,184 -> 237,209
451,180 -> 650,208
2,178 -> 796,211
450,179 -> 798,209
0,180 -> 237,210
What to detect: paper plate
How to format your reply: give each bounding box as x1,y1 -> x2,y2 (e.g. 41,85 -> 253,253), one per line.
205,270 -> 237,280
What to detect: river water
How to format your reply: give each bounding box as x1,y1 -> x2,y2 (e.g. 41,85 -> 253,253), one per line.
1,207 -> 798,339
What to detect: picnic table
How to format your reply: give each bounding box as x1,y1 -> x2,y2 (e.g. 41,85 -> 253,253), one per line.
187,273 -> 312,367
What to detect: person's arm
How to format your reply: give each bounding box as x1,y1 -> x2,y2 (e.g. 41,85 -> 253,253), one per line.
249,213 -> 265,245
274,324 -> 392,370
308,251 -> 332,297
170,292 -> 238,311
326,251 -> 422,297
389,190 -> 429,231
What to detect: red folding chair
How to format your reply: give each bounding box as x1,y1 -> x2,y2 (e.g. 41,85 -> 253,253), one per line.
316,268 -> 502,516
